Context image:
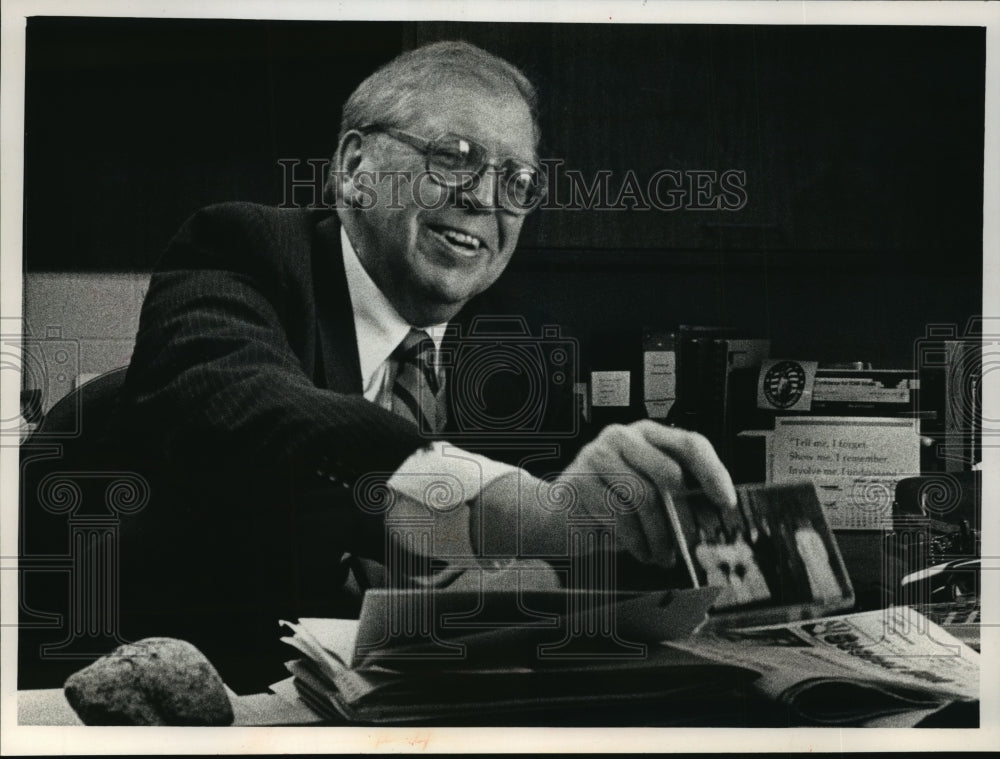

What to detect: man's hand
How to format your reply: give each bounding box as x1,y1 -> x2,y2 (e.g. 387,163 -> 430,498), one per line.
555,421 -> 737,568
471,421 -> 736,570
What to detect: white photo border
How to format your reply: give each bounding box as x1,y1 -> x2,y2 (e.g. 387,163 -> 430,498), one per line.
2,0 -> 998,754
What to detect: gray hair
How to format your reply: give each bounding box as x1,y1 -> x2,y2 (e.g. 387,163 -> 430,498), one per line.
338,40 -> 540,147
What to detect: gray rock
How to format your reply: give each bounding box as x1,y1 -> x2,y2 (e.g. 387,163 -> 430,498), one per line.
64,637 -> 234,725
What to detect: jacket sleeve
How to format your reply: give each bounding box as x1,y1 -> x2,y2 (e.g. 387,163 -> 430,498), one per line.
120,203 -> 429,487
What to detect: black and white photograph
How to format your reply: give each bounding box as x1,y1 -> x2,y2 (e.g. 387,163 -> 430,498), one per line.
2,0 -> 997,753
670,481 -> 855,617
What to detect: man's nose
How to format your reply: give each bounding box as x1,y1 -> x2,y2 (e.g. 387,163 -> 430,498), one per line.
458,167 -> 502,212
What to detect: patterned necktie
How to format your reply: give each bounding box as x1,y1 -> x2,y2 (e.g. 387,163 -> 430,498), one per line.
391,328 -> 446,434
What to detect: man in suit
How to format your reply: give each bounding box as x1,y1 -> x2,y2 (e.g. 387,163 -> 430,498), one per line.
116,41 -> 736,688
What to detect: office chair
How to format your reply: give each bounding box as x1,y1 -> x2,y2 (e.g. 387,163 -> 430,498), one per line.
33,366 -> 129,443
18,366 -> 144,688
884,470 -> 981,607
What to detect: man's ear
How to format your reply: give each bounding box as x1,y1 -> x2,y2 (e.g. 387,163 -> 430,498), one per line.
337,131 -> 365,176
325,131 -> 365,207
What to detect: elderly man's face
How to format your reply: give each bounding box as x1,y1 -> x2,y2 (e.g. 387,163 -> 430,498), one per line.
341,84 -> 537,326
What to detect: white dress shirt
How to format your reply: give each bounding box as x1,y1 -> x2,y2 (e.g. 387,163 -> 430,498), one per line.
340,227 -> 448,408
340,228 -> 517,510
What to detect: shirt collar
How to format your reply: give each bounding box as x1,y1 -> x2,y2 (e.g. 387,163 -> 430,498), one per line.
340,227 -> 447,386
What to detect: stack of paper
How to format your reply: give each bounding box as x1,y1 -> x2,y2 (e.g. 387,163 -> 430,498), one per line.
276,586 -> 754,724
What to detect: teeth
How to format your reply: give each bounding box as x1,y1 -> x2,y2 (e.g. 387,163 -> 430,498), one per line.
441,229 -> 481,250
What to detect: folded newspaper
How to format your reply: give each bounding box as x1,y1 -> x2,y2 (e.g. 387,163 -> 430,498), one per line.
276,599 -> 978,725
668,605 -> 979,725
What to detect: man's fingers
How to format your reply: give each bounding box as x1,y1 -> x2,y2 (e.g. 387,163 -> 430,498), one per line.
631,420 -> 737,509
562,421 -> 735,567
603,423 -> 686,497
584,440 -> 668,566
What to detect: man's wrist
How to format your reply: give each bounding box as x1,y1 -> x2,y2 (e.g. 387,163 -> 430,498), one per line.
387,441 -> 520,509
470,470 -> 568,558
385,443 -> 569,560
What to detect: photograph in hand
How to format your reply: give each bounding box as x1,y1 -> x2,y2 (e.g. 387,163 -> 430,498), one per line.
667,482 -> 855,625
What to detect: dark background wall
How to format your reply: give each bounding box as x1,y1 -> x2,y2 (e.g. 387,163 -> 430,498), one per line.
23,18 -> 984,369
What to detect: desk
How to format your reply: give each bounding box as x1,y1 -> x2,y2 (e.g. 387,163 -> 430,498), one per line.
17,683 -> 971,729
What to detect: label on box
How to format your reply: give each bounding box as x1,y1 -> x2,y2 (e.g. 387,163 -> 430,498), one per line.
591,371 -> 631,407
769,416 -> 920,530
643,350 -> 676,418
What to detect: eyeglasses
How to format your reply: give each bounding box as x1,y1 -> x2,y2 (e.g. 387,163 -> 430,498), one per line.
359,125 -> 547,214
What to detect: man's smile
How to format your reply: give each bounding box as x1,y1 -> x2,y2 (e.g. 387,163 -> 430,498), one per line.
424,222 -> 490,258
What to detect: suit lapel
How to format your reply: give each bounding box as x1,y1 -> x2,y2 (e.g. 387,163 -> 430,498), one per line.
312,214 -> 363,394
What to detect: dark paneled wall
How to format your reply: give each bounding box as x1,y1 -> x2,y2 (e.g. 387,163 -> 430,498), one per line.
417,23 -> 984,257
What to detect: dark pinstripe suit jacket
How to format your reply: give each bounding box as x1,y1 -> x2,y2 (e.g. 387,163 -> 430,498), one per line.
122,202 -> 430,487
